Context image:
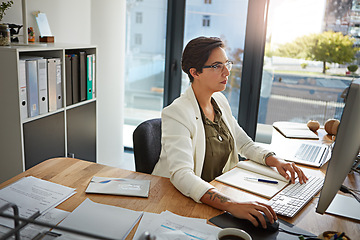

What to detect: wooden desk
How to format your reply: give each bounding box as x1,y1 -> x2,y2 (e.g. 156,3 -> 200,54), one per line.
0,158 -> 220,239
0,157 -> 359,239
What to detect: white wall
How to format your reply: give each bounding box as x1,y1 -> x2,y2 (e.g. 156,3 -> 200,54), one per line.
91,0 -> 125,167
3,0 -> 125,167
3,0 -> 91,44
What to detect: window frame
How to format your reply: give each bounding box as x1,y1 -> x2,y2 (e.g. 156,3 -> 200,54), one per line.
163,0 -> 269,140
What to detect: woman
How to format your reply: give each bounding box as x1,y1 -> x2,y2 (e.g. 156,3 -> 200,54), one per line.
152,36 -> 308,228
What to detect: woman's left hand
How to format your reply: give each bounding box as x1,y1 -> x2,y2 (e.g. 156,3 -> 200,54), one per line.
265,156 -> 308,184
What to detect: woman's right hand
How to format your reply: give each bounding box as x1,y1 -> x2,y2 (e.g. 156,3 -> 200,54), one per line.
200,189 -> 277,228
226,200 -> 277,228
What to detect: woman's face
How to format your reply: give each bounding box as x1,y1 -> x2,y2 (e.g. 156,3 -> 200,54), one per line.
194,47 -> 230,93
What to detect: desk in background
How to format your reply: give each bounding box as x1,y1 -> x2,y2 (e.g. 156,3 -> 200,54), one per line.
0,157 -> 359,239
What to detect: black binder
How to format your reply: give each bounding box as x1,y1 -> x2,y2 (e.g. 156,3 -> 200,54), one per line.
65,54 -> 73,106
79,51 -> 87,101
71,54 -> 80,104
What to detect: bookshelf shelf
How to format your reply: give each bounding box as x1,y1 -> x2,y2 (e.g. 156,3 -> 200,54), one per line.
0,44 -> 98,183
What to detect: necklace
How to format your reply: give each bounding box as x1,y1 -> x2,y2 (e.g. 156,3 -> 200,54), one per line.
214,122 -> 223,142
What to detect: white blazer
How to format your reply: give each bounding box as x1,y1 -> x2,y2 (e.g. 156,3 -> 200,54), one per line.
152,86 -> 271,202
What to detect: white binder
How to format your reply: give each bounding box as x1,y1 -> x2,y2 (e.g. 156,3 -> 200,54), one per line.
47,58 -> 57,112
25,60 -> 39,117
18,60 -> 28,120
37,58 -> 48,114
55,58 -> 62,109
47,58 -> 62,111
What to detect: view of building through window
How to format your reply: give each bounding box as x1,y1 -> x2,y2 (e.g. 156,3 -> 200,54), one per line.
257,0 -> 357,140
124,0 -> 167,147
124,0 -> 248,147
182,0 -> 249,117
124,0 -> 358,147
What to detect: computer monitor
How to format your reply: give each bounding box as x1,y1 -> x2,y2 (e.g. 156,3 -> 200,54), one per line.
316,78 -> 360,214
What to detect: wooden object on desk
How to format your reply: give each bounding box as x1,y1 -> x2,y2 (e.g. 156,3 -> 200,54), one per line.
39,36 -> 54,42
0,157 -> 359,239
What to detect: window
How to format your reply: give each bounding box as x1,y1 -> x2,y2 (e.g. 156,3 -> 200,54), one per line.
183,0 -> 249,120
202,15 -> 211,27
256,0 -> 354,143
135,12 -> 142,24
124,0 -> 167,148
134,33 -> 142,45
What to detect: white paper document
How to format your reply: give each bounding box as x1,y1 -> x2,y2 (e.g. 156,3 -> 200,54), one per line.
54,198 -> 143,240
0,208 -> 69,239
0,176 -> 76,228
134,211 -> 221,240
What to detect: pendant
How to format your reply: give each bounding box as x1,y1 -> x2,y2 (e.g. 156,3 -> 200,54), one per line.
218,135 -> 223,141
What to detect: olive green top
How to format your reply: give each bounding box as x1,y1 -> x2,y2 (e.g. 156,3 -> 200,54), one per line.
200,98 -> 234,182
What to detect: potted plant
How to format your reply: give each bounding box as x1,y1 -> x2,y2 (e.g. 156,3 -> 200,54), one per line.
0,1 -> 13,46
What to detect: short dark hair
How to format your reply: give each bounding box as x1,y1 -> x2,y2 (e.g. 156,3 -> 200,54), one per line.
181,36 -> 224,82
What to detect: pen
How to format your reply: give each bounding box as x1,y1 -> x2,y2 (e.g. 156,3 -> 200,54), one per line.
244,177 -> 278,184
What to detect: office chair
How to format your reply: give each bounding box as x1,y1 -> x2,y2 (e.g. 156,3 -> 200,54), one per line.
132,118 -> 162,174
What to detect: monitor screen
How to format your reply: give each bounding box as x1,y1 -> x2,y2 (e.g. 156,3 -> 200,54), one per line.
316,78 -> 360,214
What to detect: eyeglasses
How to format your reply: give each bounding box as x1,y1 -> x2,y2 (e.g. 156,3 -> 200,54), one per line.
202,60 -> 233,72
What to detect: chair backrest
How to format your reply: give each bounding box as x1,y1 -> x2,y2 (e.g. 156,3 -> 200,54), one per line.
132,118 -> 161,174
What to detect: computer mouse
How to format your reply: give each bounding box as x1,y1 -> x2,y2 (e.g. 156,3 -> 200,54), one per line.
256,213 -> 279,232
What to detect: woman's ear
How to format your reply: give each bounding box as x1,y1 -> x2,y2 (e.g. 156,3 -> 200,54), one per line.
189,68 -> 199,79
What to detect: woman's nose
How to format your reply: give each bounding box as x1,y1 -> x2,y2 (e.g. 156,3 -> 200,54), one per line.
223,65 -> 230,76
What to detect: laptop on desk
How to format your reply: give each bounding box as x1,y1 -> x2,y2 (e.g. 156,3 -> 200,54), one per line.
270,140 -> 332,167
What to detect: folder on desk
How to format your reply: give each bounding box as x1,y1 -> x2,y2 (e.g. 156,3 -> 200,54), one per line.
25,59 -> 39,117
86,54 -> 93,100
18,60 -> 28,120
86,176 -> 150,197
79,51 -> 87,101
65,54 -> 73,106
71,54 -> 80,104
37,58 -> 48,115
56,198 -> 143,240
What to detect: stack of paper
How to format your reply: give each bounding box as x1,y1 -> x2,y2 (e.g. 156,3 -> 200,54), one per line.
0,208 -> 70,239
0,176 -> 76,228
134,210 -> 221,240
